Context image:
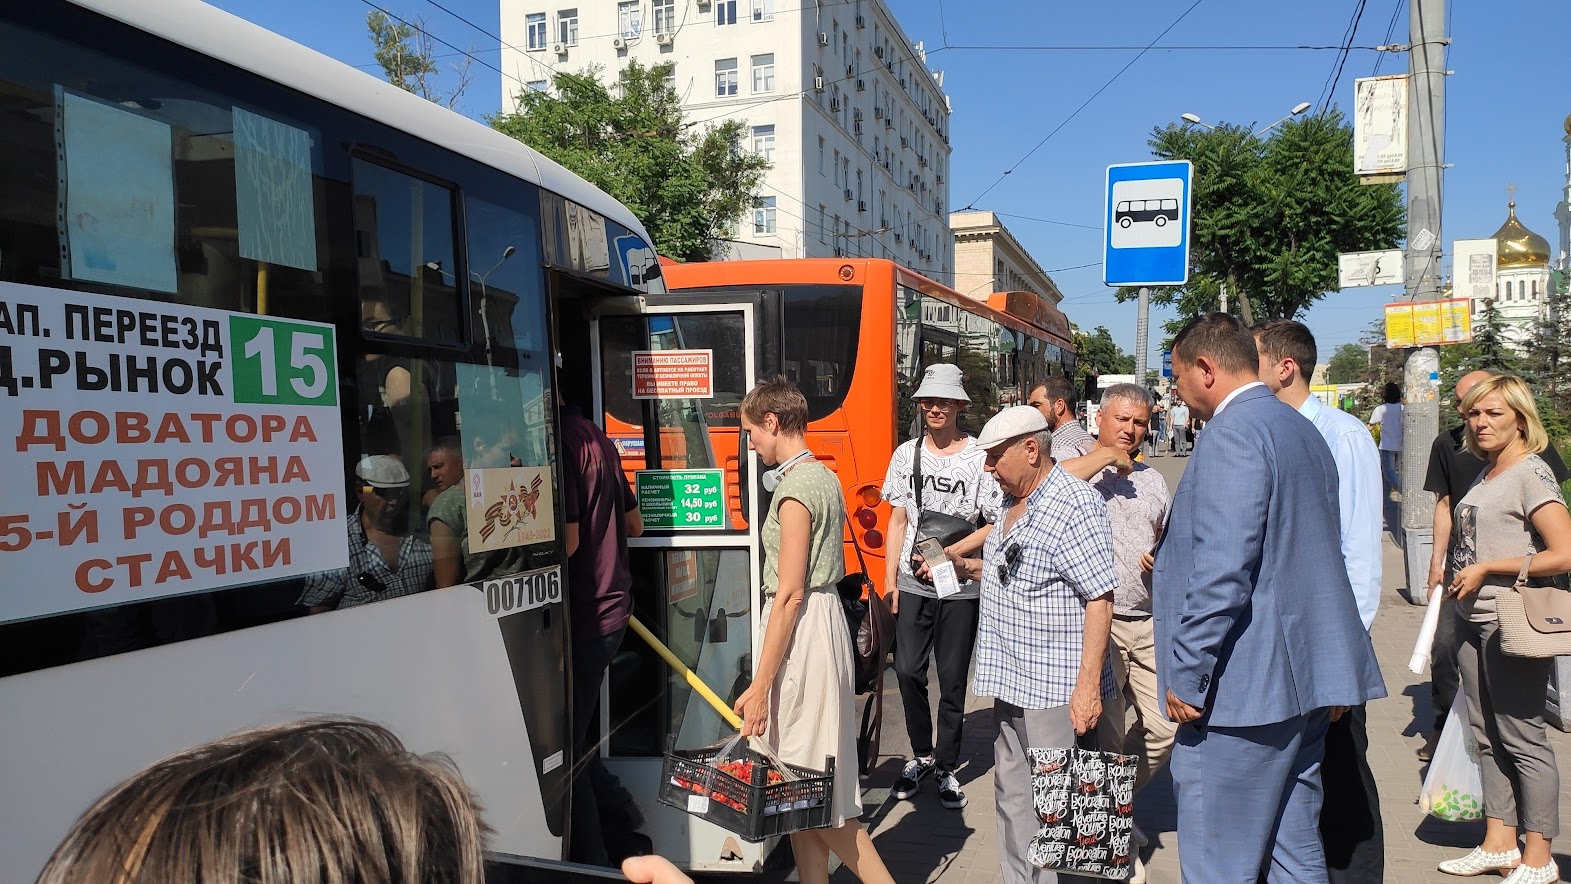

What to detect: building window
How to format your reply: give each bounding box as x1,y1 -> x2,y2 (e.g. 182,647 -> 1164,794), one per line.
715,58 -> 738,96
751,124 -> 775,163
818,137 -> 825,175
526,13 -> 547,50
754,196 -> 777,234
833,149 -> 841,186
752,0 -> 774,22
526,79 -> 548,92
662,67 -> 677,94
653,0 -> 676,34
716,0 -> 737,26
751,54 -> 775,93
1507,281 -> 1514,299
819,205 -> 827,243
617,1 -> 642,39
557,8 -> 579,46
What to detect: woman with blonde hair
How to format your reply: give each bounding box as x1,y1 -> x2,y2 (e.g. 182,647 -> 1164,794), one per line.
731,376 -> 895,884
1439,374 -> 1571,884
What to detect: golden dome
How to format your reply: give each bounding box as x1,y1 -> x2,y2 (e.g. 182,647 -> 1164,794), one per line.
1492,201 -> 1552,268
1564,113 -> 1571,136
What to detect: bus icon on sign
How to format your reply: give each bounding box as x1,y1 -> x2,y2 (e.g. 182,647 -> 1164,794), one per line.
1109,178 -> 1184,250
1115,198 -> 1179,228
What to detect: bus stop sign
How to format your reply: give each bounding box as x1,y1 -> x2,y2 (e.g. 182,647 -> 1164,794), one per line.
1104,160 -> 1193,287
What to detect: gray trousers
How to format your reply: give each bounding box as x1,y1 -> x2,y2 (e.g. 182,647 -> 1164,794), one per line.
1458,614 -> 1561,837
993,697 -> 1124,884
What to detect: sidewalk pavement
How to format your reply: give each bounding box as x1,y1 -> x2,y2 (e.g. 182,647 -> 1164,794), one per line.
776,452 -> 1571,883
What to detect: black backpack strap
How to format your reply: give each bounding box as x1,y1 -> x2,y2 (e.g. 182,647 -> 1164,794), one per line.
911,426 -> 925,511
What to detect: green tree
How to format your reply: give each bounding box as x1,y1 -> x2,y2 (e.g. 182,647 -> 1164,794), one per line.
1119,109 -> 1405,327
1519,280 -> 1571,445
365,11 -> 471,108
1326,342 -> 1367,384
1072,325 -> 1136,389
489,62 -> 770,262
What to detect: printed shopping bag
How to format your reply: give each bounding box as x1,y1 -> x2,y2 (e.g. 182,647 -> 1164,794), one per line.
1419,693 -> 1484,821
1026,737 -> 1139,880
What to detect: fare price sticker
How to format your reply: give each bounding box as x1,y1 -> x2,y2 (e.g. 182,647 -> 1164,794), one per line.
635,469 -> 726,530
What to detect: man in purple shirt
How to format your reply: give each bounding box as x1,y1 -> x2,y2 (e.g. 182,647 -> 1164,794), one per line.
560,401 -> 644,865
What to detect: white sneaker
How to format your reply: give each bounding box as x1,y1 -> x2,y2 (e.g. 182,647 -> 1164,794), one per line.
1439,846 -> 1522,877
1129,853 -> 1147,884
1503,863 -> 1561,884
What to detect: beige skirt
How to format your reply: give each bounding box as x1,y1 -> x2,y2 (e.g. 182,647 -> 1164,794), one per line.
761,585 -> 862,827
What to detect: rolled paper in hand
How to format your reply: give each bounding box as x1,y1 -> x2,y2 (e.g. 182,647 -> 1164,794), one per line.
1408,585 -> 1446,674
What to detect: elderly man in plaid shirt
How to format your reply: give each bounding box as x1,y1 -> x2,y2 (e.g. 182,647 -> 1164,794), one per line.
951,404 -> 1121,884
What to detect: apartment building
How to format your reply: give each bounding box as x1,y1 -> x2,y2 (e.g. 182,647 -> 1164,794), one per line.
950,210 -> 1064,304
497,0 -> 954,278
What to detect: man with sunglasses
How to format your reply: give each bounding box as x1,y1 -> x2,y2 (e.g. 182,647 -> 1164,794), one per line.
299,455 -> 434,612
947,405 -> 1120,884
882,364 -> 993,811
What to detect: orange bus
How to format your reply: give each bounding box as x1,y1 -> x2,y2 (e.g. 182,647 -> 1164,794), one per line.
644,258 -> 1075,592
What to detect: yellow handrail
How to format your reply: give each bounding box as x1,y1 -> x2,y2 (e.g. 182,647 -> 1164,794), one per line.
626,615 -> 742,730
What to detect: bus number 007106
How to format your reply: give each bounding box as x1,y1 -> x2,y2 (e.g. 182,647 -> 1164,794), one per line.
484,567 -> 562,617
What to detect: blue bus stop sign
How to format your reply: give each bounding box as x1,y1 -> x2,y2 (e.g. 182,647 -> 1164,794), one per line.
1104,160 -> 1193,287
1161,349 -> 1172,378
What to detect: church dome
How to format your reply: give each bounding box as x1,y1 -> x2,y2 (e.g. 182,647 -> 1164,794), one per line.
1564,113 -> 1571,136
1491,201 -> 1552,268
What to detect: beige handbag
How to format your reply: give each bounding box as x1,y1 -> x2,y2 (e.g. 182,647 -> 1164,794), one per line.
1496,554 -> 1571,658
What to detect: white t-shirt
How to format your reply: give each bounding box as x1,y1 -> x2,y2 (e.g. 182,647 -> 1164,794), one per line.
1370,403 -> 1404,451
880,436 -> 996,599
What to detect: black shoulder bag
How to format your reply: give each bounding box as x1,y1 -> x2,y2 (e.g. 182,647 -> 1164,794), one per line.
910,429 -> 981,558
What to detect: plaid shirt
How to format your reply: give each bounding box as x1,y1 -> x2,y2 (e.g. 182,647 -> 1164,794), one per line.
298,508 -> 434,610
972,466 -> 1118,709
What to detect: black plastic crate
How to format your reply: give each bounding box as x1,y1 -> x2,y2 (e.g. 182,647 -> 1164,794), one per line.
657,737 -> 836,842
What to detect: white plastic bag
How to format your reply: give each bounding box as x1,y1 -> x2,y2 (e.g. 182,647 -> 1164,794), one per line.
1419,692 -> 1484,821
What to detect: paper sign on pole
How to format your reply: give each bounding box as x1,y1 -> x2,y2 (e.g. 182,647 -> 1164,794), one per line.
1354,75 -> 1409,176
1453,238 -> 1498,303
1338,249 -> 1405,288
1385,298 -> 1474,349
1385,302 -> 1416,348
0,280 -> 348,625
632,349 -> 713,399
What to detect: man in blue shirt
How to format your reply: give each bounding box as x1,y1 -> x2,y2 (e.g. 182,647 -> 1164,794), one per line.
1256,320 -> 1384,884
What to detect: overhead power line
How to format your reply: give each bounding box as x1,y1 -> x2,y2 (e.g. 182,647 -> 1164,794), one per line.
961,0 -> 1206,211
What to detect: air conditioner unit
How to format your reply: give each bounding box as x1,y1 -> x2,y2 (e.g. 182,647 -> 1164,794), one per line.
856,14 -> 865,28
552,42 -> 567,55
846,64 -> 854,77
899,77 -> 907,87
874,106 -> 883,119
818,31 -> 829,46
829,97 -> 841,111
894,233 -> 902,243
814,76 -> 825,92
655,32 -> 674,45
856,78 -> 865,92
883,118 -> 892,129
918,154 -> 927,167
880,217 -> 888,227
697,0 -> 710,6
858,200 -> 867,213
612,37 -> 627,49
853,108 -> 862,121
900,136 -> 908,148
854,121 -> 863,135
874,45 -> 884,58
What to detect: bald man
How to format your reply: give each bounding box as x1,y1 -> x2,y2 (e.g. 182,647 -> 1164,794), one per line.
1420,369 -> 1571,759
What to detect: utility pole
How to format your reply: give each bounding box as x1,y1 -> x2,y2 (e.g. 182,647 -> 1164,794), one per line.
1399,0 -> 1447,603
1135,287 -> 1150,385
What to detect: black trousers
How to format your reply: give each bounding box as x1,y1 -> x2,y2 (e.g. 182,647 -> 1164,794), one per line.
893,593 -> 980,771
1319,704 -> 1384,884
1431,594 -> 1462,734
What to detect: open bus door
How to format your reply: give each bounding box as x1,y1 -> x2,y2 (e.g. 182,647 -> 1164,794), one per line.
578,292 -> 771,872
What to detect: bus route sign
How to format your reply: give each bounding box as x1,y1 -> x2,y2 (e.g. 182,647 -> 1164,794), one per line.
1104,160 -> 1193,287
635,469 -> 725,530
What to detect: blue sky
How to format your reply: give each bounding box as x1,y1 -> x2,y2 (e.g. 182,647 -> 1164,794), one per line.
209,0 -> 1571,362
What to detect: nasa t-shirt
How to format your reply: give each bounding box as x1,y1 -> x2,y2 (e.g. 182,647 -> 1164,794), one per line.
881,437 -> 995,600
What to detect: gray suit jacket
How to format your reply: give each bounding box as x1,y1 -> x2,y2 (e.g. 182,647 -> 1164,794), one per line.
1153,384 -> 1386,727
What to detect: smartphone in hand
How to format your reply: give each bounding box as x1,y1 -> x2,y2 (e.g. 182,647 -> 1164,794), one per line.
915,537 -> 947,567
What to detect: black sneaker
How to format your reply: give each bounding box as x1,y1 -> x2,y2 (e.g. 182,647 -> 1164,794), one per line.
937,769 -> 967,809
891,757 -> 934,800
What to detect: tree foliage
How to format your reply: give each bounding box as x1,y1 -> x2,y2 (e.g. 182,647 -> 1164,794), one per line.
365,11 -> 472,109
1326,343 -> 1367,385
1072,325 -> 1136,389
1118,109 -> 1405,328
489,62 -> 770,262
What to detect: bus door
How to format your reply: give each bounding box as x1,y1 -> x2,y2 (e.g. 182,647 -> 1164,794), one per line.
587,295 -> 768,871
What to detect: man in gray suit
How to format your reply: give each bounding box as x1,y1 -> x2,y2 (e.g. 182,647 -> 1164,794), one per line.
1154,314 -> 1386,883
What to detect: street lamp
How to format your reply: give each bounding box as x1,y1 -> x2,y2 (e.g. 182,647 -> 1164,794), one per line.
1179,101 -> 1311,138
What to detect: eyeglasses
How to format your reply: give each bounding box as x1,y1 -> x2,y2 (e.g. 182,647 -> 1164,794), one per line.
996,543 -> 1022,584
917,399 -> 958,410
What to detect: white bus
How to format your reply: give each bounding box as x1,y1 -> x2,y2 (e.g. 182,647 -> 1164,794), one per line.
0,1 -> 776,877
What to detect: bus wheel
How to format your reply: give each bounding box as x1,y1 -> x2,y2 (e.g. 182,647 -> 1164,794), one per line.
1118,217 -> 1132,229
1154,215 -> 1167,227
